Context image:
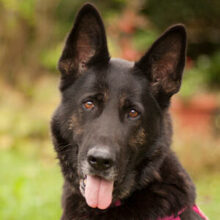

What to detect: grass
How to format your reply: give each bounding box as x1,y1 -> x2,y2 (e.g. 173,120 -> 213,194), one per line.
0,148 -> 62,220
196,174 -> 220,219
0,75 -> 219,219
0,75 -> 63,219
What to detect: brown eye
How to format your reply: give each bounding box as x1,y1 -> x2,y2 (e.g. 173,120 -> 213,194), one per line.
128,109 -> 139,119
83,101 -> 95,110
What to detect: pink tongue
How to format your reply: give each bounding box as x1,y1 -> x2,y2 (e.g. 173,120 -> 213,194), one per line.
85,175 -> 114,210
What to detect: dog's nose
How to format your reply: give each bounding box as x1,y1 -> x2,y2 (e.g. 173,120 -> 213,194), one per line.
87,147 -> 114,171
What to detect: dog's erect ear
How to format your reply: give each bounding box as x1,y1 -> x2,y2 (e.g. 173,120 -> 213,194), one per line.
135,25 -> 186,105
58,3 -> 109,76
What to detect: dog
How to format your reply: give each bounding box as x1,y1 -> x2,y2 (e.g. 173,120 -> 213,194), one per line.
51,3 -> 208,220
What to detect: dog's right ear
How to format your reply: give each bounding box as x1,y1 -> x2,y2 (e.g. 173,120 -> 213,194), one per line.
58,3 -> 109,77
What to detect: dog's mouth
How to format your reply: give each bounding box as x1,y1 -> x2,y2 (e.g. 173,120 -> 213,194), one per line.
79,175 -> 114,210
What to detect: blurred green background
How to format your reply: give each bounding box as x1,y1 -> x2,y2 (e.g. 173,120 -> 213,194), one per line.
0,0 -> 219,219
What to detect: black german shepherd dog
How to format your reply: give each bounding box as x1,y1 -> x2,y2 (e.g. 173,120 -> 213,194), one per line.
51,3 -> 207,220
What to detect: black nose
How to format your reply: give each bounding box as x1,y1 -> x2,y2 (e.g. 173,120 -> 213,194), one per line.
87,148 -> 114,171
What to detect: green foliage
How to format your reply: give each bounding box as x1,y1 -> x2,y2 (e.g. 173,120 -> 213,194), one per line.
180,52 -> 220,99
180,67 -> 206,99
196,174 -> 220,219
180,53 -> 220,99
144,0 -> 220,30
0,0 -> 219,91
201,52 -> 220,86
133,29 -> 159,52
0,149 -> 62,220
0,0 -> 35,25
40,44 -> 63,72
0,76 -> 62,219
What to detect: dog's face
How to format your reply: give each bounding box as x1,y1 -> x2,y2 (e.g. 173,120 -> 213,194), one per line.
53,4 -> 186,210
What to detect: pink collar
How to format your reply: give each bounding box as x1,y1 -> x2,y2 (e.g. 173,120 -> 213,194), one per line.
157,205 -> 208,220
157,208 -> 185,220
114,202 -> 208,220
114,200 -> 122,207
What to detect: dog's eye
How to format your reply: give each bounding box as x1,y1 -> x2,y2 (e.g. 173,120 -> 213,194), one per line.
83,101 -> 95,111
128,109 -> 139,119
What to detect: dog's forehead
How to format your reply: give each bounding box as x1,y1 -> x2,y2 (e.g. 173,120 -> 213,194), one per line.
109,58 -> 134,70
106,58 -> 147,94
108,58 -> 134,80
75,58 -> 147,98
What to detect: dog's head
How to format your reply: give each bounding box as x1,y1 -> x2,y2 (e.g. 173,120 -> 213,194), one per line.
52,3 -> 186,210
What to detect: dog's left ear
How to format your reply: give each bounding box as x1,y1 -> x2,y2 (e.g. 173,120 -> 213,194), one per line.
135,25 -> 186,106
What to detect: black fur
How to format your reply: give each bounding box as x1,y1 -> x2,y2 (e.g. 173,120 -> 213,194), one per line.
51,3 -> 200,220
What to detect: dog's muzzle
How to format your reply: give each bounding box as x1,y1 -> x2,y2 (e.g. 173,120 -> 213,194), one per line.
79,146 -> 116,210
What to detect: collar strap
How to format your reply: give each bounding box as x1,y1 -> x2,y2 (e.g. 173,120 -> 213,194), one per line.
114,200 -> 122,207
157,205 -> 208,220
112,203 -> 208,220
